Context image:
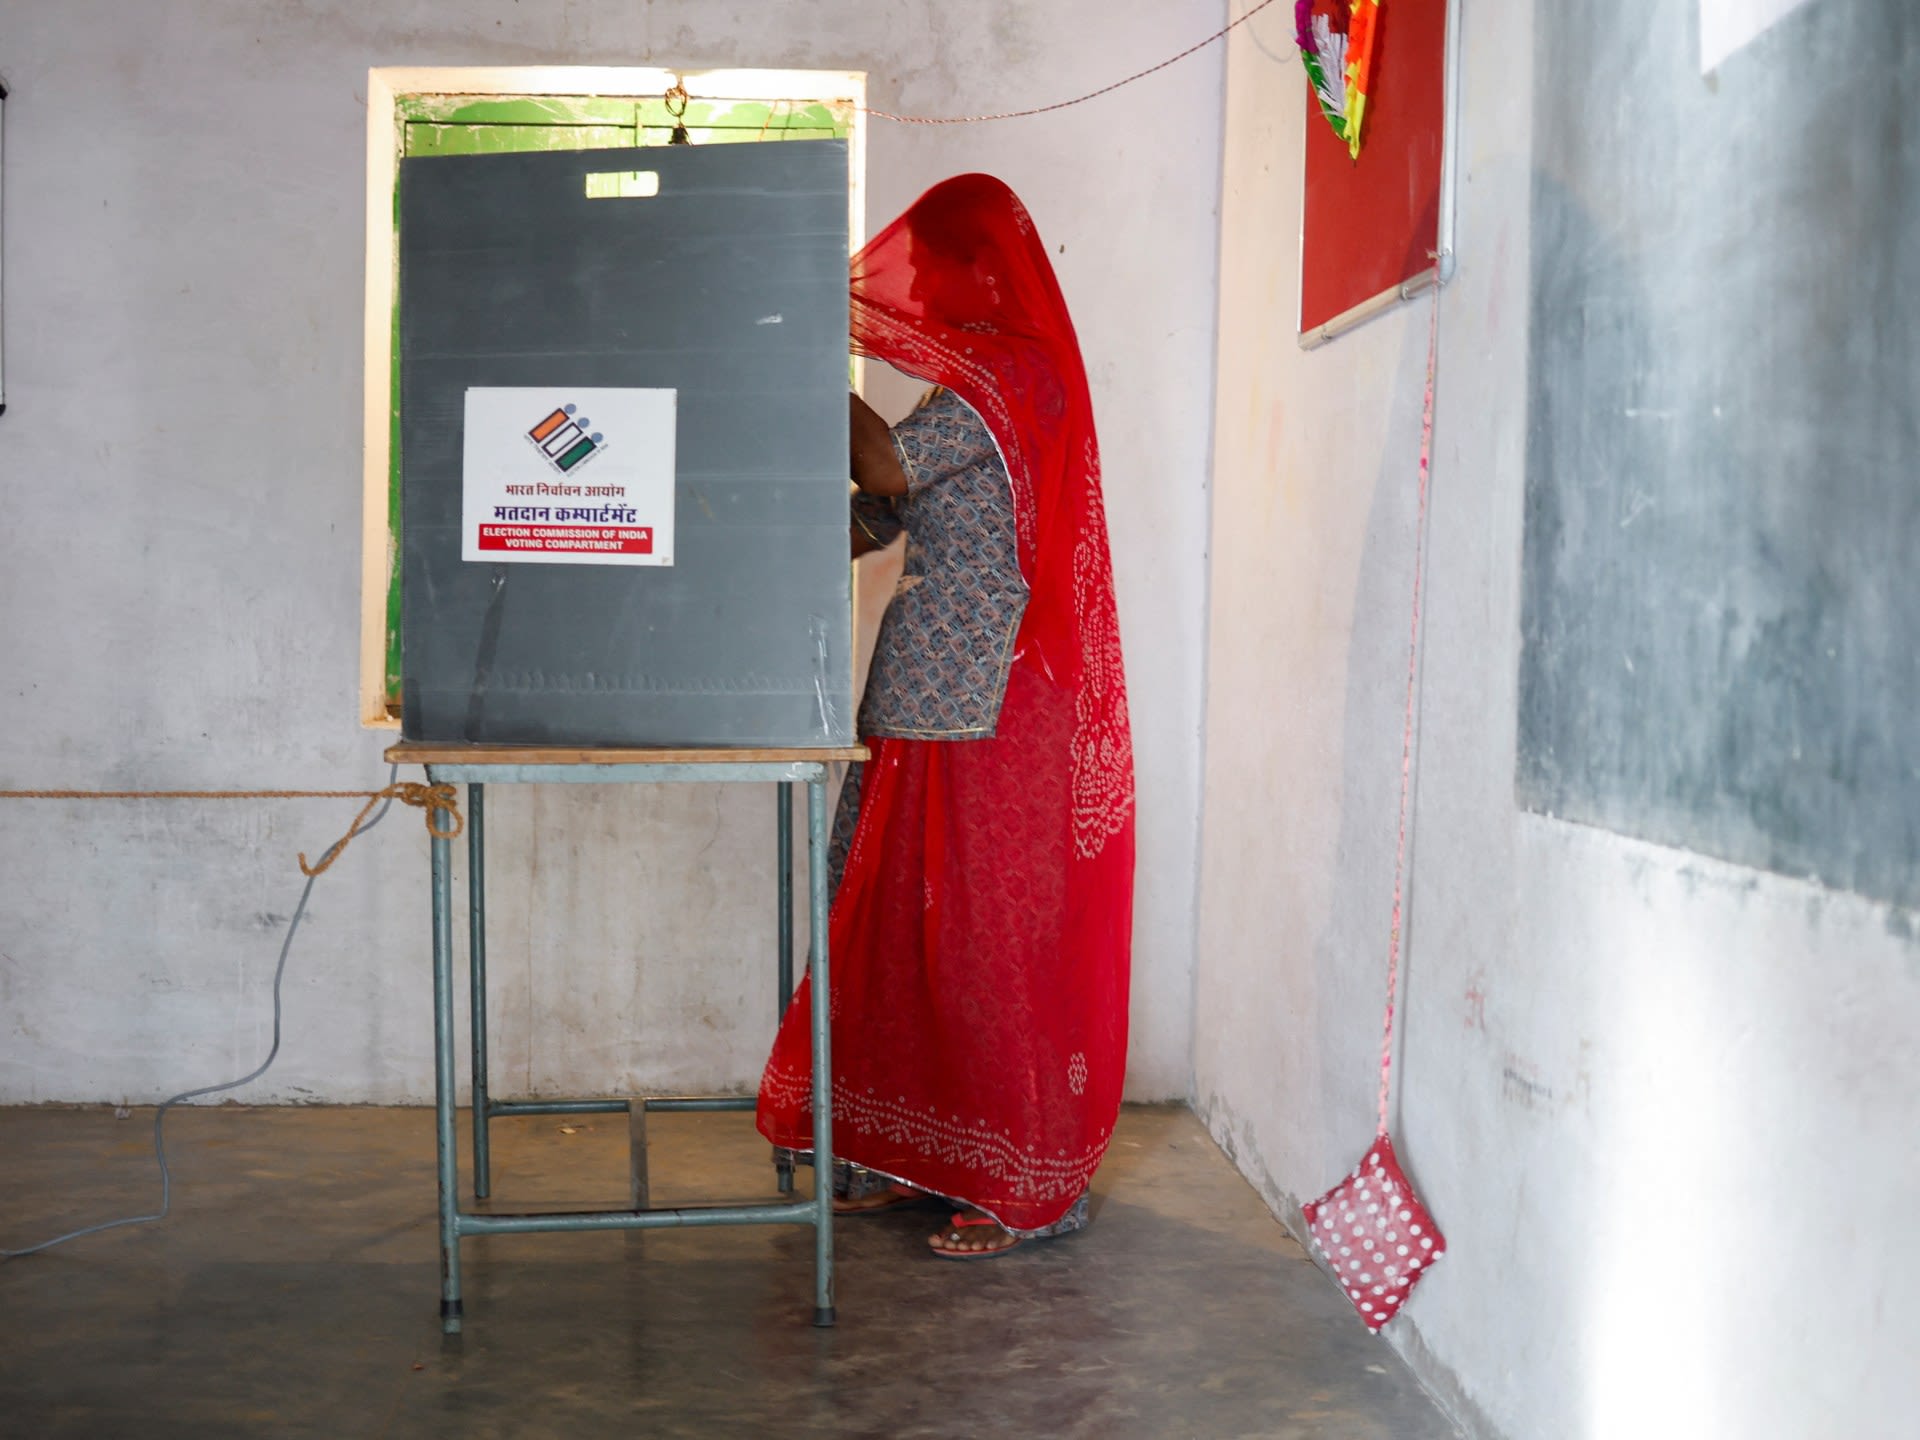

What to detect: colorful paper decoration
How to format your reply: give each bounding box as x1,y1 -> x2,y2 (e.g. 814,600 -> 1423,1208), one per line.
1296,0 -> 1382,159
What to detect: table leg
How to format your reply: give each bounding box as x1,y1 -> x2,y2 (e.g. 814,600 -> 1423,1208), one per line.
808,776 -> 835,1327
468,783 -> 491,1201
778,781 -> 795,1010
432,827 -> 464,1333
776,781 -> 795,1196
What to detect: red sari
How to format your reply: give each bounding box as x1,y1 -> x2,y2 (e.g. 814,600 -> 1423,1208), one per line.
756,175 -> 1135,1234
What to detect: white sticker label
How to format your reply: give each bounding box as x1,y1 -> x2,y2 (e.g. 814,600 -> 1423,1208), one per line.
1699,0 -> 1817,73
461,387 -> 677,566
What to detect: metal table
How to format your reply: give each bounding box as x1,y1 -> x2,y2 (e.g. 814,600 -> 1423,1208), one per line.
386,742 -> 864,1334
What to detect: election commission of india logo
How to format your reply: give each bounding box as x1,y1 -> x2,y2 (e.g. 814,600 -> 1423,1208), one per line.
525,403 -> 608,474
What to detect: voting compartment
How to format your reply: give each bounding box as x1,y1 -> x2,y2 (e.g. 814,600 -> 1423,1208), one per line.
398,140 -> 853,746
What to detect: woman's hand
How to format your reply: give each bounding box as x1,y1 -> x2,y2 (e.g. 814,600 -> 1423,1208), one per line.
850,393 -> 910,497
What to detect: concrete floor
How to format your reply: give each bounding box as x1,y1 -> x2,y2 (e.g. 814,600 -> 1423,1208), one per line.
0,1104 -> 1458,1439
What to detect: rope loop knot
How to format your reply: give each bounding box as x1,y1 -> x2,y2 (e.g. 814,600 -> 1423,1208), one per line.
299,782 -> 462,877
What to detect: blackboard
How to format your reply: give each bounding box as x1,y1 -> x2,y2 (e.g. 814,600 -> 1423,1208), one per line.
398,140 -> 854,748
1520,0 -> 1919,909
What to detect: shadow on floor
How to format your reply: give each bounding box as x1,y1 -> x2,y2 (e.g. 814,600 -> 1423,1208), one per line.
0,1103 -> 1458,1439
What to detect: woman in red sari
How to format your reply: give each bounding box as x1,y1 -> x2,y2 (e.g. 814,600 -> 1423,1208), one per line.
757,174 -> 1135,1257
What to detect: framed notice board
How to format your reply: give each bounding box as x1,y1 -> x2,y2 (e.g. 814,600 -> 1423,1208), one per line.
1298,0 -> 1460,346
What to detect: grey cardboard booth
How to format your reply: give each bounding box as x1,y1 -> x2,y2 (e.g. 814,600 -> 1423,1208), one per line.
397,140 -> 854,747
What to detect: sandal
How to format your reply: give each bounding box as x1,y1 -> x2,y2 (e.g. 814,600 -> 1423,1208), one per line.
832,1183 -> 934,1216
928,1211 -> 1025,1260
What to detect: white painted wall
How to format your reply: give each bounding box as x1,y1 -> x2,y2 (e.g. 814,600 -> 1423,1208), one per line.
0,0 -> 1222,1104
1197,2 -> 1920,1437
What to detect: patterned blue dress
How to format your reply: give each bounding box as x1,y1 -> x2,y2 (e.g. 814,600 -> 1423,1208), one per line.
852,386 -> 1028,739
833,386 -> 1029,890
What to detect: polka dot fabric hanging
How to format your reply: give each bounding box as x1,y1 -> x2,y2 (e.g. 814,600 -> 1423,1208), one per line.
1302,293 -> 1447,1333
1302,1134 -> 1445,1333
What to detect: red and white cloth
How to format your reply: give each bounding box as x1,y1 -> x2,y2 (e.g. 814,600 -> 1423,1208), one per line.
1303,1133 -> 1446,1333
1304,292 -> 1448,1332
757,175 -> 1134,1235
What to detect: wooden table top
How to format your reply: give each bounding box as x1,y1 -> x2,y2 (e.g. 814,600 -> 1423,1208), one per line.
384,742 -> 869,767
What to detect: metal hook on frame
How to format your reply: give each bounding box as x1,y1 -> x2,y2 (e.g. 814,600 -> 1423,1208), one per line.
664,81 -> 691,145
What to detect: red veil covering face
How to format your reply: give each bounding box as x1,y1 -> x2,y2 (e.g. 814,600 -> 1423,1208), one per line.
755,175 -> 1136,1233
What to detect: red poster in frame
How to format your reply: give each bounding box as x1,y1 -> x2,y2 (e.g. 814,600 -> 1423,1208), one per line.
1299,0 -> 1457,344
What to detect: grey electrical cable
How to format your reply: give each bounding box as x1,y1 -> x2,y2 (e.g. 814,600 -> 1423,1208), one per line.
1,766 -> 403,1260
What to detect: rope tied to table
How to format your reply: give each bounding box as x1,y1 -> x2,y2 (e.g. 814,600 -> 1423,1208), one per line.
0,782 -> 463,876
298,782 -> 462,876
